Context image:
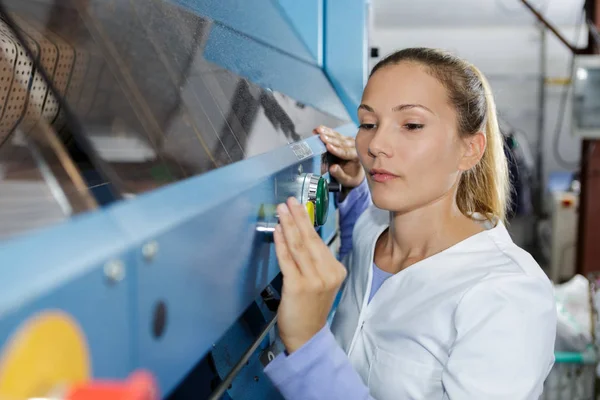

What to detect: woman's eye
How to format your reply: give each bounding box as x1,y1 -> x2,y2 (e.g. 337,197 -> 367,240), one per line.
404,123 -> 424,131
359,123 -> 376,130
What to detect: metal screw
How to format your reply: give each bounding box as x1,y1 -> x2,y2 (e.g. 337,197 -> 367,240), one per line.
104,260 -> 125,284
142,241 -> 159,262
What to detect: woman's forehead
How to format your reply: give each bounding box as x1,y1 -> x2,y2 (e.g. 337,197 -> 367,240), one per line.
362,63 -> 450,112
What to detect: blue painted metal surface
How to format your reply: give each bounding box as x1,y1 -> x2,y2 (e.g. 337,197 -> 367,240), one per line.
0,212 -> 135,379
203,23 -> 349,122
0,0 -> 368,395
0,131 -> 358,396
173,0 -> 315,64
277,0 -> 323,65
324,0 -> 370,123
108,134 -> 337,395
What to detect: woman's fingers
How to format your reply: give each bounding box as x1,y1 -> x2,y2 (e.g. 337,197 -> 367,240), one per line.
329,164 -> 353,184
286,197 -> 323,247
315,127 -> 357,161
284,197 -> 345,283
277,202 -> 317,277
273,225 -> 300,279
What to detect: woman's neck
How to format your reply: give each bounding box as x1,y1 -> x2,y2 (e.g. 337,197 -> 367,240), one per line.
375,190 -> 484,274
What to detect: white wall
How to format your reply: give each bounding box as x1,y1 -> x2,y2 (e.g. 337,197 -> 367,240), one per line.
369,18 -> 586,187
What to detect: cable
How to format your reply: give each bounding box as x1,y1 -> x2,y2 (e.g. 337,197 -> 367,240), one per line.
207,314 -> 278,400
551,5 -> 586,170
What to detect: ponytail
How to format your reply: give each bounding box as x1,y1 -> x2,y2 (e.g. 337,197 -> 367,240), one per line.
457,66 -> 509,223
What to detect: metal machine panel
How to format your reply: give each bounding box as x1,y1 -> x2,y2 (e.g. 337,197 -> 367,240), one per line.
103,132 -> 343,395
277,0 -> 323,64
0,0 -> 365,396
203,24 -> 348,122
324,0 -> 371,123
0,211 -> 135,379
173,0 -> 316,64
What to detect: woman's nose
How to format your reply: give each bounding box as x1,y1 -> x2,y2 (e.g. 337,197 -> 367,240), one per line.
368,127 -> 393,158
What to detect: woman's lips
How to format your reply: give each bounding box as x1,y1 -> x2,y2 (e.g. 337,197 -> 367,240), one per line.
371,173 -> 397,183
369,169 -> 398,183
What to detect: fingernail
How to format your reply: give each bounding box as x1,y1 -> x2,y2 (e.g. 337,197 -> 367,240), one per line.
277,203 -> 289,214
289,197 -> 299,205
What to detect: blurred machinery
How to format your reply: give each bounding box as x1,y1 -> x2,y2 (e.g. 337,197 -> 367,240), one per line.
573,54 -> 600,139
548,184 -> 579,283
0,0 -> 369,398
545,52 -> 600,282
521,0 -> 600,283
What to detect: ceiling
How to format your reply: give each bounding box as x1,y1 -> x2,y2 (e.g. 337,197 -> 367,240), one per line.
372,0 -> 586,28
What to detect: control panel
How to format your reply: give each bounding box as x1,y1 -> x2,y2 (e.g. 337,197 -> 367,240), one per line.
257,170 -> 336,234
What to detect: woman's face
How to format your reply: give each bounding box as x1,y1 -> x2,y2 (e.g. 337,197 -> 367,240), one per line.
356,62 -> 481,213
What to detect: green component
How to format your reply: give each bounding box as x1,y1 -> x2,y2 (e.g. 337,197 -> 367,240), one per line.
315,176 -> 329,226
554,348 -> 597,365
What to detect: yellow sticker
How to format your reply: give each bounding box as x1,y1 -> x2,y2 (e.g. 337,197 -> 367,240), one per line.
0,310 -> 91,399
305,201 -> 316,226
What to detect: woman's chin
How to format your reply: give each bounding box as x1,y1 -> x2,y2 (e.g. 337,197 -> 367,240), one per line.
371,193 -> 407,213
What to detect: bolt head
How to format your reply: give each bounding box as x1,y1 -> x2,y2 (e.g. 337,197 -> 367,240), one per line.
104,260 -> 125,283
142,241 -> 159,262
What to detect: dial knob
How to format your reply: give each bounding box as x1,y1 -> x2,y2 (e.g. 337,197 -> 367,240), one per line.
308,175 -> 329,227
299,173 -> 329,227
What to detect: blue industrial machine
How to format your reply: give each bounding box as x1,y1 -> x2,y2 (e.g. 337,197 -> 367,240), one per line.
0,0 -> 368,399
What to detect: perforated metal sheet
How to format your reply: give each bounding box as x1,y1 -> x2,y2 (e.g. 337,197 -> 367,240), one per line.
0,17 -> 96,239
0,20 -> 31,143
0,16 -> 86,142
10,16 -> 57,131
12,16 -> 78,131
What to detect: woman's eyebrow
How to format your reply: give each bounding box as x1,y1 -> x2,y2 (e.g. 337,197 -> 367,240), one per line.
392,104 -> 435,115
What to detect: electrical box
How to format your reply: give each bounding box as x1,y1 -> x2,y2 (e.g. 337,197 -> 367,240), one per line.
573,55 -> 600,139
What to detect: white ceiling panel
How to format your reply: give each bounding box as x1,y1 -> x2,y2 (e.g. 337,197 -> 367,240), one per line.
372,0 -> 586,28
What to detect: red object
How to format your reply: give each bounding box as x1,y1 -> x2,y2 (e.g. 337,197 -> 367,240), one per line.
561,198 -> 574,208
66,371 -> 159,400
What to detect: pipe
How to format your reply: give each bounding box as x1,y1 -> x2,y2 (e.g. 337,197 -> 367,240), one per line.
521,0 -> 586,54
536,22 -> 547,219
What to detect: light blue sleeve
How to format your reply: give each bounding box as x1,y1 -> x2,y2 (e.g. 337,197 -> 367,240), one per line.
264,326 -> 374,400
262,181 -> 373,399
336,178 -> 371,261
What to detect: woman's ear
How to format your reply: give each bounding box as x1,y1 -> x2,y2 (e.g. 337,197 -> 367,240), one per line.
459,131 -> 486,171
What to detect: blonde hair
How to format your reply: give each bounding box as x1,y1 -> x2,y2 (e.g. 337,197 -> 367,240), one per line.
370,48 -> 510,222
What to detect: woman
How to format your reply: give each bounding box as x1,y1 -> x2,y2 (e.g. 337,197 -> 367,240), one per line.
264,48 -> 556,399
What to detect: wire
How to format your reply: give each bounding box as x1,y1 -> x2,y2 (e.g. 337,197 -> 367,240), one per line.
551,5 -> 586,170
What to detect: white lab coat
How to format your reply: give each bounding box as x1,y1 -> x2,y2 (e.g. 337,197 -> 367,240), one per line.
330,206 -> 557,400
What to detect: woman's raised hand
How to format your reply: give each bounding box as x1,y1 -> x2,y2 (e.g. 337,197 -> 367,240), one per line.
274,197 -> 347,353
314,126 -> 365,189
